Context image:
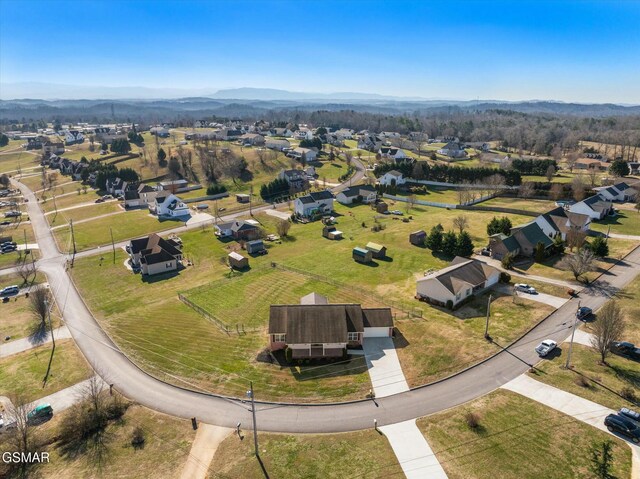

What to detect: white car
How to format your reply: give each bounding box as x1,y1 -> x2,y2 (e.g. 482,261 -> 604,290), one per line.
515,283 -> 537,294
535,339 -> 557,357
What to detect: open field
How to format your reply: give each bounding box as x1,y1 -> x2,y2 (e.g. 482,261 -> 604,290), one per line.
478,196 -> 557,214
529,344 -> 640,410
47,201 -> 123,227
0,339 -> 92,402
183,267 -> 403,330
418,389 -> 632,479
69,203 -> 558,400
394,186 -> 465,205
209,428 -> 402,479
0,151 -> 41,173
590,209 -> 640,237
40,187 -> 101,212
53,208 -> 182,251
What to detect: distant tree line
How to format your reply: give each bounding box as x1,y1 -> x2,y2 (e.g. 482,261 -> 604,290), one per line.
374,162 -> 522,186
511,158 -> 557,176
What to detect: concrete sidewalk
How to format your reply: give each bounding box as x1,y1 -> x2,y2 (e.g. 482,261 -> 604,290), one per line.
180,424 -> 232,479
0,326 -> 71,358
501,374 -> 640,477
363,338 -> 409,398
567,328 -> 595,347
379,419 -> 448,479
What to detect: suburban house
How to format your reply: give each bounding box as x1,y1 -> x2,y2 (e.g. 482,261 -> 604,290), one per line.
278,169 -> 308,189
214,220 -> 261,241
152,191 -> 189,217
437,142 -> 467,158
533,206 -> 591,241
508,222 -> 554,257
594,182 -> 636,202
288,147 -> 318,162
94,127 -> 125,144
26,136 -> 46,150
128,233 -> 183,276
334,128 -> 354,140
124,183 -> 159,208
416,256 -> 500,307
293,127 -> 313,140
42,141 -> 65,156
214,128 -> 243,141
378,170 -> 406,186
575,158 -> 610,171
105,177 -> 129,196
569,193 -> 614,220
409,230 -> 426,246
64,130 -> 84,145
378,147 -> 408,161
228,251 -> 249,269
294,191 -> 335,219
269,128 -> 293,138
239,133 -> 266,146
357,134 -> 383,151
265,138 -> 291,151
336,185 -> 377,205
268,293 -> 394,359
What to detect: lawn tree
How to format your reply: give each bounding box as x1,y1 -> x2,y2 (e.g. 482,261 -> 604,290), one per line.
550,182 -> 564,200
344,150 -> 353,168
565,151 -> 579,172
455,231 -> 474,257
588,167 -> 599,188
552,234 -> 565,255
590,300 -> 625,364
452,215 -> 468,234
566,228 -> 587,251
406,194 -> 417,213
0,173 -> 9,188
501,252 -> 515,270
219,150 -> 247,186
425,226 -> 443,251
563,248 -> 595,282
589,440 -> 615,479
545,164 -> 556,182
571,174 -> 586,202
518,182 -> 535,198
16,260 -> 36,285
4,395 -> 38,479
442,231 -> 458,257
157,147 -> 167,165
0,132 -> 9,147
276,219 -> 291,237
588,236 -> 609,258
29,286 -> 50,332
609,159 -> 630,177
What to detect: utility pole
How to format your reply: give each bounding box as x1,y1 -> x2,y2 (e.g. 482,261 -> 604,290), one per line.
564,301 -> 580,369
247,381 -> 259,458
484,294 -> 492,340
249,184 -> 253,216
70,219 -> 77,266
110,227 -> 116,264
42,299 -> 56,386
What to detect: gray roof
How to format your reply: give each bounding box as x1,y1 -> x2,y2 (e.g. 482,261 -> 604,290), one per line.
418,256 -> 499,295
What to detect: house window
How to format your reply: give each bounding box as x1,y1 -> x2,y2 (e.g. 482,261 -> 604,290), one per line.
347,332 -> 359,341
456,292 -> 461,300
273,333 -> 286,342
466,289 -> 471,296
166,262 -> 172,268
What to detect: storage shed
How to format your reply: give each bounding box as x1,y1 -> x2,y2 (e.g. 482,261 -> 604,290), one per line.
228,251 -> 249,269
236,194 -> 250,203
245,239 -> 266,255
352,247 -> 373,264
409,230 -> 426,246
322,225 -> 343,240
375,201 -> 389,214
365,242 -> 386,259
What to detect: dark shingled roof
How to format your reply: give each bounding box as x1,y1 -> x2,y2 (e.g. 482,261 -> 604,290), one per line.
129,233 -> 182,262
269,304 -> 392,343
418,256 -> 500,295
515,222 -> 554,248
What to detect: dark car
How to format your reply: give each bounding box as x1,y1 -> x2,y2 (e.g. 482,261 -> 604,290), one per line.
604,414 -> 640,443
576,306 -> 592,320
610,342 -> 640,360
619,408 -> 640,425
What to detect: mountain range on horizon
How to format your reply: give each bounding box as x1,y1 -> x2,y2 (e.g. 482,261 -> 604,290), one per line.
2,82 -> 635,106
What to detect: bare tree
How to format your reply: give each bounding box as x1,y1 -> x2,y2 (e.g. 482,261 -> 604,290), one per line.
545,164 -> 556,182
15,260 -> 36,285
276,219 -> 291,237
550,182 -> 564,201
452,215 -> 469,234
590,300 -> 625,364
588,167 -> 599,188
518,182 -> 536,198
485,174 -> 506,196
406,194 -> 417,213
572,175 -> 586,202
3,395 -> 38,479
566,228 -> 588,251
562,248 -> 595,282
566,151 -> 579,172
29,286 -> 50,331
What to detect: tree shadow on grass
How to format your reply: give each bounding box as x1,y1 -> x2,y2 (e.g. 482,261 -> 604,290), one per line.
27,319 -> 50,346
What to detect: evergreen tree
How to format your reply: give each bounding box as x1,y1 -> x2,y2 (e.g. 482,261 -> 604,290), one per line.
425,227 -> 443,251
157,148 -> 167,163
0,133 -> 8,147
589,236 -> 609,258
442,231 -> 458,257
455,231 -> 474,257
609,159 -> 630,177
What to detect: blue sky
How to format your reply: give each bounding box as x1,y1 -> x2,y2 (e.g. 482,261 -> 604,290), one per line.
1,0 -> 639,102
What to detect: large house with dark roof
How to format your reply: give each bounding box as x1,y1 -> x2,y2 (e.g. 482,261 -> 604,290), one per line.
416,257 -> 500,307
293,190 -> 334,219
594,182 -> 636,202
214,220 -> 261,241
336,184 -> 377,205
437,141 -> 467,158
533,206 -> 590,241
128,233 -> 183,276
569,193 -> 614,220
268,293 -> 394,359
152,191 -> 189,217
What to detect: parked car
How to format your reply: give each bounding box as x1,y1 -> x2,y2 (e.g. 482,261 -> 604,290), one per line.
604,414 -> 640,443
515,283 -> 537,294
480,248 -> 491,257
576,306 -> 593,320
610,342 -> 640,360
535,339 -> 557,357
1,245 -> 17,254
0,221 -> 11,225
0,285 -> 19,296
619,408 -> 640,425
391,210 -> 404,215
95,198 -> 104,203
27,404 -> 53,424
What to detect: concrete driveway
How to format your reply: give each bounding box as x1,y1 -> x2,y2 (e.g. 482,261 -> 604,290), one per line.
495,284 -> 569,308
363,338 -> 409,398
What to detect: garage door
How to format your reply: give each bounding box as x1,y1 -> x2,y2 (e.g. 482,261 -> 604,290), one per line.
363,327 -> 390,338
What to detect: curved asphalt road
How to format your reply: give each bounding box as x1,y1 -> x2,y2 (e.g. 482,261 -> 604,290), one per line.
9,171 -> 640,434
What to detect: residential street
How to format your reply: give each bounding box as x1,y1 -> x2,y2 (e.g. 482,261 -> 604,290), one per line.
9,176 -> 640,434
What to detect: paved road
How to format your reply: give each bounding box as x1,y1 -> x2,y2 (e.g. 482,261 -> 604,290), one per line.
10,176 -> 640,434
473,254 -> 580,289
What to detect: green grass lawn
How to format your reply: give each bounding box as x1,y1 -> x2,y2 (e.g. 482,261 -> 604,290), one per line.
590,209 -> 640,237
47,201 -> 122,227
313,159 -> 347,183
40,187 -> 101,212
615,274 -> 640,344
209,429 -> 402,479
418,390 -> 632,479
478,196 -> 557,214
393,186 -> 464,205
528,344 -> 640,410
0,151 -> 41,173
0,340 -> 92,403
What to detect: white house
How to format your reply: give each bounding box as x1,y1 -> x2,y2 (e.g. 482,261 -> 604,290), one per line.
336,185 -> 378,205
437,142 -> 467,158
265,138 -> 291,151
569,194 -> 614,220
378,170 -> 406,186
269,128 -> 293,138
378,147 -> 408,161
294,190 -> 335,219
594,182 -> 636,202
334,129 -> 354,140
416,257 -> 500,308
534,207 -> 591,241
152,191 -> 190,217
289,147 -> 317,162
64,130 -> 84,145
293,128 -> 313,140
